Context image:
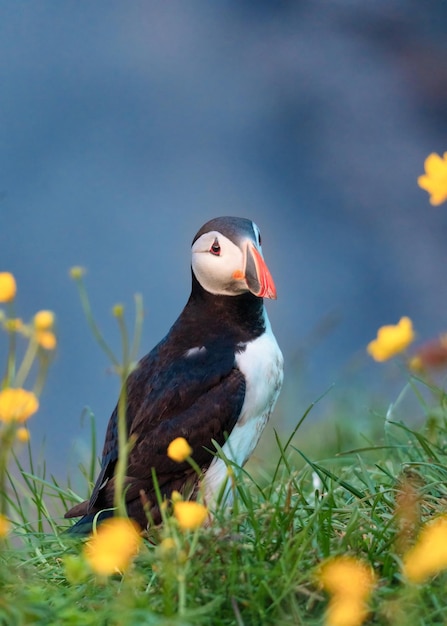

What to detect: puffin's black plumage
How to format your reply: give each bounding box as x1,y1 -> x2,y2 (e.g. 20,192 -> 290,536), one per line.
65,216 -> 282,533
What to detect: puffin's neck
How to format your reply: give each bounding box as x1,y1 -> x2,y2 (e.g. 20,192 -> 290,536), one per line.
179,272 -> 266,343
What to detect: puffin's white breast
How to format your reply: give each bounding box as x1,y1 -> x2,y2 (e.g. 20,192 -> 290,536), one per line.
203,310 -> 283,506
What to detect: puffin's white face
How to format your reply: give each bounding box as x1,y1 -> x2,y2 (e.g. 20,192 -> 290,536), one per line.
191,223 -> 276,299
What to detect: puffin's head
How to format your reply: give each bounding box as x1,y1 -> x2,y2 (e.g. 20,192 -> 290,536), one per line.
191,216 -> 277,299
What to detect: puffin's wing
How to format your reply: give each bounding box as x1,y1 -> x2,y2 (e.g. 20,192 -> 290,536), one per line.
129,363 -> 245,472
84,342 -> 245,512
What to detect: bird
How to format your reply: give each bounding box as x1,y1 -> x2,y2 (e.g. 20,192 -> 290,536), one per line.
65,216 -> 283,533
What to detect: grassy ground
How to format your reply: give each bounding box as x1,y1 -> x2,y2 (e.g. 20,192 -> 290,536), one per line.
2,379 -> 447,626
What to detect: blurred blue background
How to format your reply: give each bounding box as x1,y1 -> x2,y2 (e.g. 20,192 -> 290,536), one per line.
1,1 -> 447,478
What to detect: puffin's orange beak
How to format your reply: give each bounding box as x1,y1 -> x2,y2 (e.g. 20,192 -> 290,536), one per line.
245,243 -> 277,299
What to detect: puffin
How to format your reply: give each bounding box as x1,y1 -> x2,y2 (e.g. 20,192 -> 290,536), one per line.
65,216 -> 283,533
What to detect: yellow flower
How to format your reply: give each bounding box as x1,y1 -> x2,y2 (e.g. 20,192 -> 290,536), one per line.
418,152 -> 447,206
325,596 -> 369,626
69,266 -> 86,280
16,427 -> 30,443
159,537 -> 176,556
34,310 -> 55,330
171,490 -> 183,503
36,330 -> 57,350
0,388 -> 39,423
33,310 -> 56,349
0,514 -> 11,538
319,557 -> 375,626
402,514 -> 447,583
408,355 -> 423,372
167,437 -> 192,462
173,501 -> 208,530
112,304 -> 124,318
319,556 -> 375,600
0,272 -> 17,303
4,318 -> 23,333
367,317 -> 415,362
84,517 -> 141,576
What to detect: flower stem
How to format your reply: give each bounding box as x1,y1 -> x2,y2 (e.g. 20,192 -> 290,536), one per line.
2,325 -> 17,388
73,275 -> 120,369
113,383 -> 130,518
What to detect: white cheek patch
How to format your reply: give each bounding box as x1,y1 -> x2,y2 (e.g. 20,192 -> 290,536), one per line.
191,233 -> 247,296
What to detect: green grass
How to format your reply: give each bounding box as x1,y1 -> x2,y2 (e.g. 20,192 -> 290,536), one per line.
2,379 -> 447,626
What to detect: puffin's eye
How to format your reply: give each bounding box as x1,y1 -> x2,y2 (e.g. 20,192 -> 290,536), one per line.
258,232 -> 262,246
210,238 -> 221,256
